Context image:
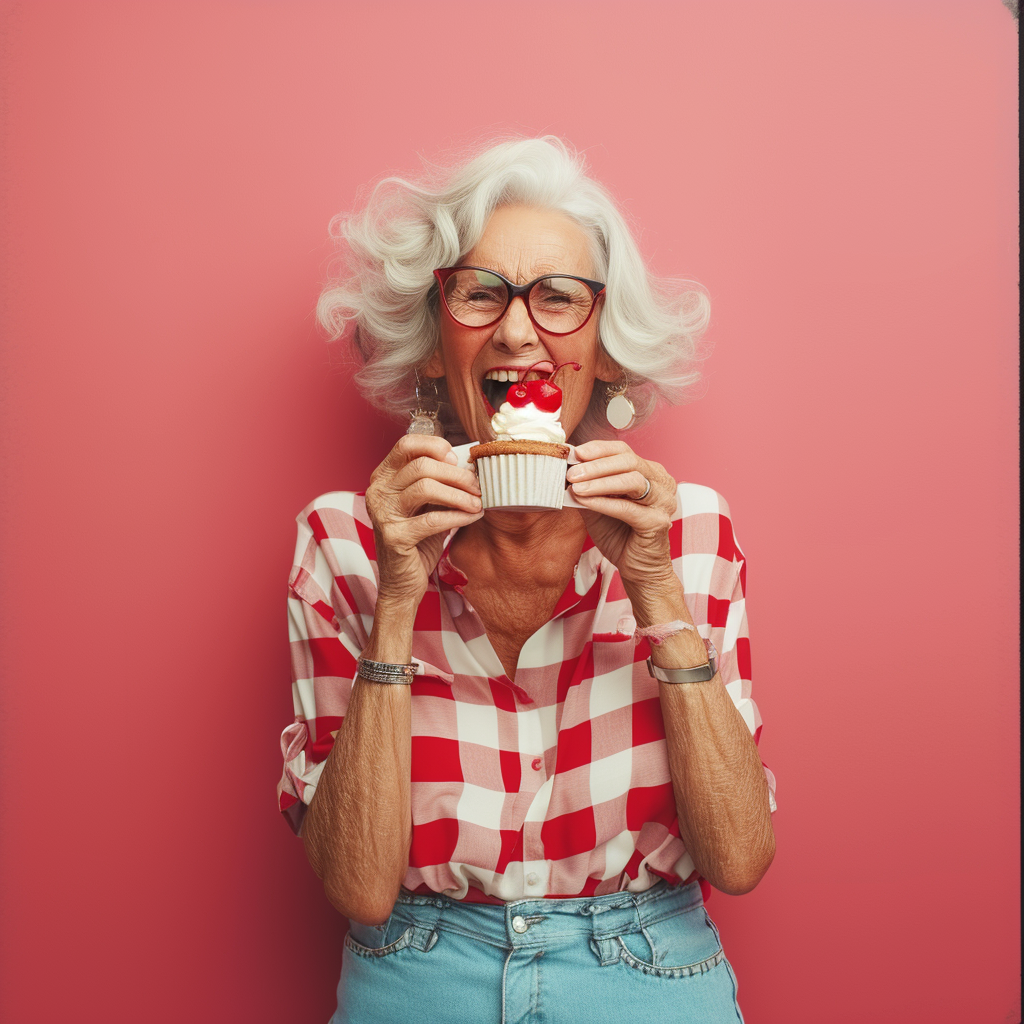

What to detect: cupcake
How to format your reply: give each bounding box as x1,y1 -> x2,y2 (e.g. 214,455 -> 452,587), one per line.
470,362 -> 578,510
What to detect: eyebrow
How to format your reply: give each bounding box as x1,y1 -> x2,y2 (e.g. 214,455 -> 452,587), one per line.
466,264 -> 591,284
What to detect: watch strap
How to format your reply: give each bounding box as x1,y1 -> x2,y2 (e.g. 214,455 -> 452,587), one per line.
646,638 -> 718,684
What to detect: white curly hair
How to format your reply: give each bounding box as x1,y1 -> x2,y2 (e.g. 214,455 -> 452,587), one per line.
317,136 -> 710,441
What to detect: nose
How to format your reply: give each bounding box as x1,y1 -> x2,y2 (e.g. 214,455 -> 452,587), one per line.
492,296 -> 542,355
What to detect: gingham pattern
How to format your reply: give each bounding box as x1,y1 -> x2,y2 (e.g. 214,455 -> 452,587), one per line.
278,484 -> 776,901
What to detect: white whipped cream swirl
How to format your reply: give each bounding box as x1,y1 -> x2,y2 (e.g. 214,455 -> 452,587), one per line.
490,401 -> 566,443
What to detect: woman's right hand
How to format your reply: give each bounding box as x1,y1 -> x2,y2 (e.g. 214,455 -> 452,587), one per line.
364,434 -> 483,609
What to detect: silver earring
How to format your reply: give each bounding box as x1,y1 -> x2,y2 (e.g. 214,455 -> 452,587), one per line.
406,372 -> 444,436
605,380 -> 636,430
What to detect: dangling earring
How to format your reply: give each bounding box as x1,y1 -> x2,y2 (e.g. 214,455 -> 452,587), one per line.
406,372 -> 444,436
605,379 -> 636,430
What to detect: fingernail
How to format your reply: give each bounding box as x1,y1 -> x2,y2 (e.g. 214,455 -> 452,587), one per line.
572,481 -> 589,493
566,467 -> 582,481
445,452 -> 458,464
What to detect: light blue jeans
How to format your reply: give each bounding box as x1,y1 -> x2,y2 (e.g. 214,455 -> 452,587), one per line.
331,879 -> 745,1024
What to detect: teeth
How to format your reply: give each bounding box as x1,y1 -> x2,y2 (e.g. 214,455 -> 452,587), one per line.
483,368 -> 550,382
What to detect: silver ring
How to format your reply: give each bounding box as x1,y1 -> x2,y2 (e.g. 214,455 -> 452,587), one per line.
637,477 -> 652,502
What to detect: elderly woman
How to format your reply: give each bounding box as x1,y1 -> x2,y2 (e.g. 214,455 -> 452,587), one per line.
278,137 -> 776,1024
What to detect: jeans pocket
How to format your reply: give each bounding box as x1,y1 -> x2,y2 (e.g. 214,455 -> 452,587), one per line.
345,914 -> 438,960
614,906 -> 725,978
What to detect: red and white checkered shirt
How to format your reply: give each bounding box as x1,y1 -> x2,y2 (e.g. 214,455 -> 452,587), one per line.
278,484 -> 776,902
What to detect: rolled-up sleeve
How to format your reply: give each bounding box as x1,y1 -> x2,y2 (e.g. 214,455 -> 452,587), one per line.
674,485 -> 777,815
277,494 -> 374,835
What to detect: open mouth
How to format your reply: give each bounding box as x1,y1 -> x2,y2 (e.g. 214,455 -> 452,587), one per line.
480,363 -> 554,414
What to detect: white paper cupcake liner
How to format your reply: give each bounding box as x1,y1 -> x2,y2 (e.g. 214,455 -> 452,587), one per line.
475,453 -> 567,510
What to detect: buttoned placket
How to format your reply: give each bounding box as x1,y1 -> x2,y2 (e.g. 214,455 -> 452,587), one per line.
431,529 -> 624,900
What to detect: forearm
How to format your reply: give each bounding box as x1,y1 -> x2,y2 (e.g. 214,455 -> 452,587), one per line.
625,576 -> 775,895
302,601 -> 415,924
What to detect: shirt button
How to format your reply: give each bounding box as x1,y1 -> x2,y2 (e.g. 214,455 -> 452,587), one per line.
511,915 -> 529,933
531,758 -> 543,771
526,872 -> 539,886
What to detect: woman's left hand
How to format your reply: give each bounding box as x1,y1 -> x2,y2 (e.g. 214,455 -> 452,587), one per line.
567,440 -> 678,586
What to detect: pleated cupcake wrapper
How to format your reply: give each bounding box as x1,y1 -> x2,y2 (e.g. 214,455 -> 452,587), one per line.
476,453 -> 567,510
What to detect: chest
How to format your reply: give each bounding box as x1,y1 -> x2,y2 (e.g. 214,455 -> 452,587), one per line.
463,573 -> 573,681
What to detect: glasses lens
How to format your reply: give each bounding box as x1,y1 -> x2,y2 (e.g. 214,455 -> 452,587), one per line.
529,277 -> 594,333
443,269 -> 509,326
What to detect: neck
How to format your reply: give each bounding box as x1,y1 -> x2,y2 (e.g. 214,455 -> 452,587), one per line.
456,508 -> 587,589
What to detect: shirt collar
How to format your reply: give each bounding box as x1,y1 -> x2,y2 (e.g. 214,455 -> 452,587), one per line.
437,528 -> 468,589
435,528 -> 608,608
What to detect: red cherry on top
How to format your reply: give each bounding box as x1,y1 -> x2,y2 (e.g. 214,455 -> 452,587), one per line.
506,378 -> 562,410
506,378 -> 559,409
503,380 -> 552,407
507,382 -> 532,406
527,379 -> 562,411
504,360 -> 580,411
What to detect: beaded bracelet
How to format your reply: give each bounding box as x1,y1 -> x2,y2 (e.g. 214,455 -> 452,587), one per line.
357,657 -> 417,684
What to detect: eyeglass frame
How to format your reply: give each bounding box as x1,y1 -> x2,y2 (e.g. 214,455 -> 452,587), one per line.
433,265 -> 606,336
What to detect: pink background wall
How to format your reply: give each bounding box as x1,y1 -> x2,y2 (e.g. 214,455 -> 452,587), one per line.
0,3 -> 1018,1022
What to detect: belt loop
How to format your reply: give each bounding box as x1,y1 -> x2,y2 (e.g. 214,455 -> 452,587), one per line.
588,902 -> 622,967
632,887 -> 661,964
408,895 -> 444,952
589,934 -> 621,966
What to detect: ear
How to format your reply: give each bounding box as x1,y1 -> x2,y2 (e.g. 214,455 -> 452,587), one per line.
594,344 -> 620,384
422,344 -> 445,378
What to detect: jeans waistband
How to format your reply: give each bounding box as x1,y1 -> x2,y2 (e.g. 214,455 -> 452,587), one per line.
392,879 -> 703,951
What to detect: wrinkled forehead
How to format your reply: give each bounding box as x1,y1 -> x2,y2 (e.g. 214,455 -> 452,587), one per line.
463,205 -> 596,283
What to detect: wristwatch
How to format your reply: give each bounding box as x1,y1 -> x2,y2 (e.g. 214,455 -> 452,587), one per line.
646,637 -> 718,684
